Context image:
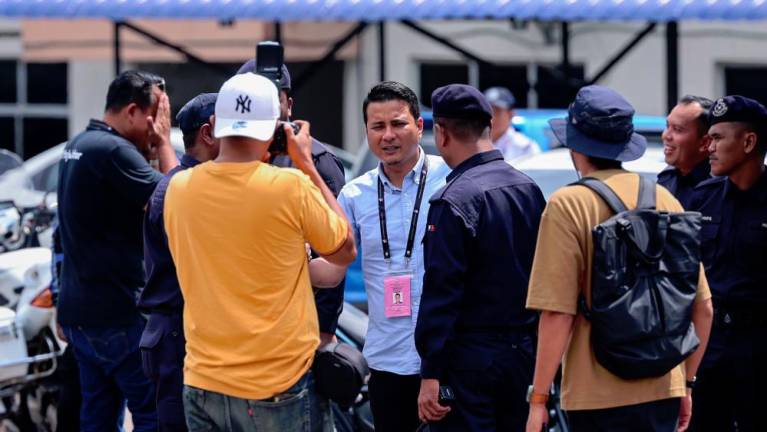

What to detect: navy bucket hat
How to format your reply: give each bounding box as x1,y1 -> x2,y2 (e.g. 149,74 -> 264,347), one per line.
549,85 -> 647,162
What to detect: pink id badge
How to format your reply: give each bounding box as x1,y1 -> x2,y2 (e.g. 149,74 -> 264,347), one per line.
384,273 -> 412,318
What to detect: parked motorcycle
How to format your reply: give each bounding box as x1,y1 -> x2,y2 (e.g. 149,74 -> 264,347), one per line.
0,198 -> 63,431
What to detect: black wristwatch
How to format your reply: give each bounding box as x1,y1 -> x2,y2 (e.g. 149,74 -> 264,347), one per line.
685,376 -> 697,390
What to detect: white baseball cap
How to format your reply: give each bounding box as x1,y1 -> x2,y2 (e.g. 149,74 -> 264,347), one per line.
214,73 -> 279,141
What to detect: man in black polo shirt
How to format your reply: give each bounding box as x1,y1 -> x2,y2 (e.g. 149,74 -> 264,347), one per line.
237,59 -> 347,346
57,70 -> 178,431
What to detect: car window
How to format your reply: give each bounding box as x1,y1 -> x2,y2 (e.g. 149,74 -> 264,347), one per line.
31,160 -> 59,193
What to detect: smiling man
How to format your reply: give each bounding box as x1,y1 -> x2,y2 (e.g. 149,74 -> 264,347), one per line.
657,95 -> 713,208
318,81 -> 450,431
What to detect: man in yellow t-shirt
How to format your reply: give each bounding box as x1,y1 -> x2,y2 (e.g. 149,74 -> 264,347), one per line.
524,86 -> 713,432
163,73 -> 356,431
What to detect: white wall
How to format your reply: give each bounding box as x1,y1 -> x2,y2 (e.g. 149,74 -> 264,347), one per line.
68,60 -> 113,137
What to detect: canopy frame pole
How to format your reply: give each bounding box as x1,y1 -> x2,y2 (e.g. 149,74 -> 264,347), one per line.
666,21 -> 679,113
400,19 -> 493,68
292,22 -> 368,92
274,21 -> 282,43
378,22 -> 386,82
114,21 -> 122,76
561,21 -> 570,81
587,22 -> 657,85
120,20 -> 231,75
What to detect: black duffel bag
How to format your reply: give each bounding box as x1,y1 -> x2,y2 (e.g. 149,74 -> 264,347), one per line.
313,342 -> 369,407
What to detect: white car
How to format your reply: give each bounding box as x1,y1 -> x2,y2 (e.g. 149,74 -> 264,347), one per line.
0,129 -> 185,209
513,147 -> 667,199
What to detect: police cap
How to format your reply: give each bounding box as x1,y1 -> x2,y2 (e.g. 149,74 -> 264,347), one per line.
709,95 -> 767,129
431,84 -> 493,121
176,93 -> 217,135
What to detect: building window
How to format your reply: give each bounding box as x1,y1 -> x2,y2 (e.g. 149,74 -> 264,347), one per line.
724,66 -> 767,108
419,63 -> 469,108
479,64 -> 529,108
0,61 -> 16,104
0,62 -> 69,159
27,63 -> 68,104
535,64 -> 585,109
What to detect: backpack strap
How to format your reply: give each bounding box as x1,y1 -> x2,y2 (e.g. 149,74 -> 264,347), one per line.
572,177 -> 628,214
636,175 -> 657,210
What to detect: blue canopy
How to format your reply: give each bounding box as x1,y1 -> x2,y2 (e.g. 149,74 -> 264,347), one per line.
1,0 -> 766,22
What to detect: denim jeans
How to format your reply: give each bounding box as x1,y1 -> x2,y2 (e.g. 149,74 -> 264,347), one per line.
183,371 -> 333,432
63,319 -> 158,432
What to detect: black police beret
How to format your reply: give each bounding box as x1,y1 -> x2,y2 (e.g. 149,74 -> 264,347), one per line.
709,95 -> 767,128
176,93 -> 217,135
431,84 -> 493,121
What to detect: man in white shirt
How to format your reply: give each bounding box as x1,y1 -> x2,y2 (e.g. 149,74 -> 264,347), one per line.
484,86 -> 541,162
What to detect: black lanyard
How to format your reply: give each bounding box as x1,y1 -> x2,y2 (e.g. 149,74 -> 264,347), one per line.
377,156 -> 429,262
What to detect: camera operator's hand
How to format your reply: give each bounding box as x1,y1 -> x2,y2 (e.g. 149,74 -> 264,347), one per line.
285,120 -> 314,171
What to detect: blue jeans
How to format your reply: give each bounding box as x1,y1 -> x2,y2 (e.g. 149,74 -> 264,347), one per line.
63,320 -> 158,432
183,371 -> 333,432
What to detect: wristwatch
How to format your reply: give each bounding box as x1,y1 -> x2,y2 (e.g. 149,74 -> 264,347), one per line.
685,376 -> 697,390
526,385 -> 549,404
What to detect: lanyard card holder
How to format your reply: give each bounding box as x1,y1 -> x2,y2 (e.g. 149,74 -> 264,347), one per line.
384,271 -> 413,318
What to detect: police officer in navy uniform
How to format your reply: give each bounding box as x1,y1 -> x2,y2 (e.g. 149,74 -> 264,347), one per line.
657,95 -> 713,209
415,84 -> 546,431
138,93 -> 220,431
237,60 -> 347,346
688,95 -> 767,432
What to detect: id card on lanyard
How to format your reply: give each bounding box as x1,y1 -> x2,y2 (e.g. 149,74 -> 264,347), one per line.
379,156 -> 429,318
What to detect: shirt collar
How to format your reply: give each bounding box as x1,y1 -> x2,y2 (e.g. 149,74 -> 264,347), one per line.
446,149 -> 504,182
378,146 -> 426,189
680,159 -> 711,185
180,154 -> 201,169
724,166 -> 767,202
87,119 -> 122,138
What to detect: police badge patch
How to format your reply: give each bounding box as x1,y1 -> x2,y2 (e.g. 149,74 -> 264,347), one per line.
712,99 -> 728,117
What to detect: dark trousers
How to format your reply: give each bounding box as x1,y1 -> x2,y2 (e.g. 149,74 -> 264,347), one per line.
55,345 -> 81,432
431,332 -> 535,432
567,398 -> 680,432
140,313 -> 188,432
63,319 -> 157,432
689,325 -> 767,432
368,369 -> 421,432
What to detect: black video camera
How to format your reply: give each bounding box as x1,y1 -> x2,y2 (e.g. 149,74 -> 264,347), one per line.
255,41 -> 299,155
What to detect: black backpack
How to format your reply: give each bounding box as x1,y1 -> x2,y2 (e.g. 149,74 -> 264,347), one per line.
575,176 -> 701,380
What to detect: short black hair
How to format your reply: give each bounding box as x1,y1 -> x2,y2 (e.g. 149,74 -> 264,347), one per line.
679,95 -> 713,136
105,70 -> 165,113
182,130 -> 199,150
588,156 -> 623,170
363,81 -> 420,125
434,116 -> 490,142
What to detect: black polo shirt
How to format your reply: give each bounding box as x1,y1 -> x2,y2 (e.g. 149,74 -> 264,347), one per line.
137,154 -> 199,314
689,168 -> 767,308
270,138 -> 346,333
57,119 -> 163,327
657,159 -> 710,209
415,150 -> 546,378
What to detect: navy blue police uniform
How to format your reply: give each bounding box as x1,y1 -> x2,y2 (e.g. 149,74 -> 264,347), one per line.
137,93 -> 216,432
237,59 -> 347,335
656,158 -> 710,209
415,85 -> 546,431
687,96 -> 767,432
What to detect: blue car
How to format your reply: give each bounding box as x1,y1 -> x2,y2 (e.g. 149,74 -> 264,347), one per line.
343,109 -> 666,308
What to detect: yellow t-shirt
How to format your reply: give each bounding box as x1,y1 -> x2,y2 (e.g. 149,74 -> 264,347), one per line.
526,169 -> 711,411
164,160 -> 348,400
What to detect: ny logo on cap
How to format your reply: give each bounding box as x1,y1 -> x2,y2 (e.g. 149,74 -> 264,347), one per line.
235,95 -> 251,114
712,99 -> 728,117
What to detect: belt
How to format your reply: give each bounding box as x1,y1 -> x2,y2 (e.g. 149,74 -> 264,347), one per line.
713,307 -> 767,329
